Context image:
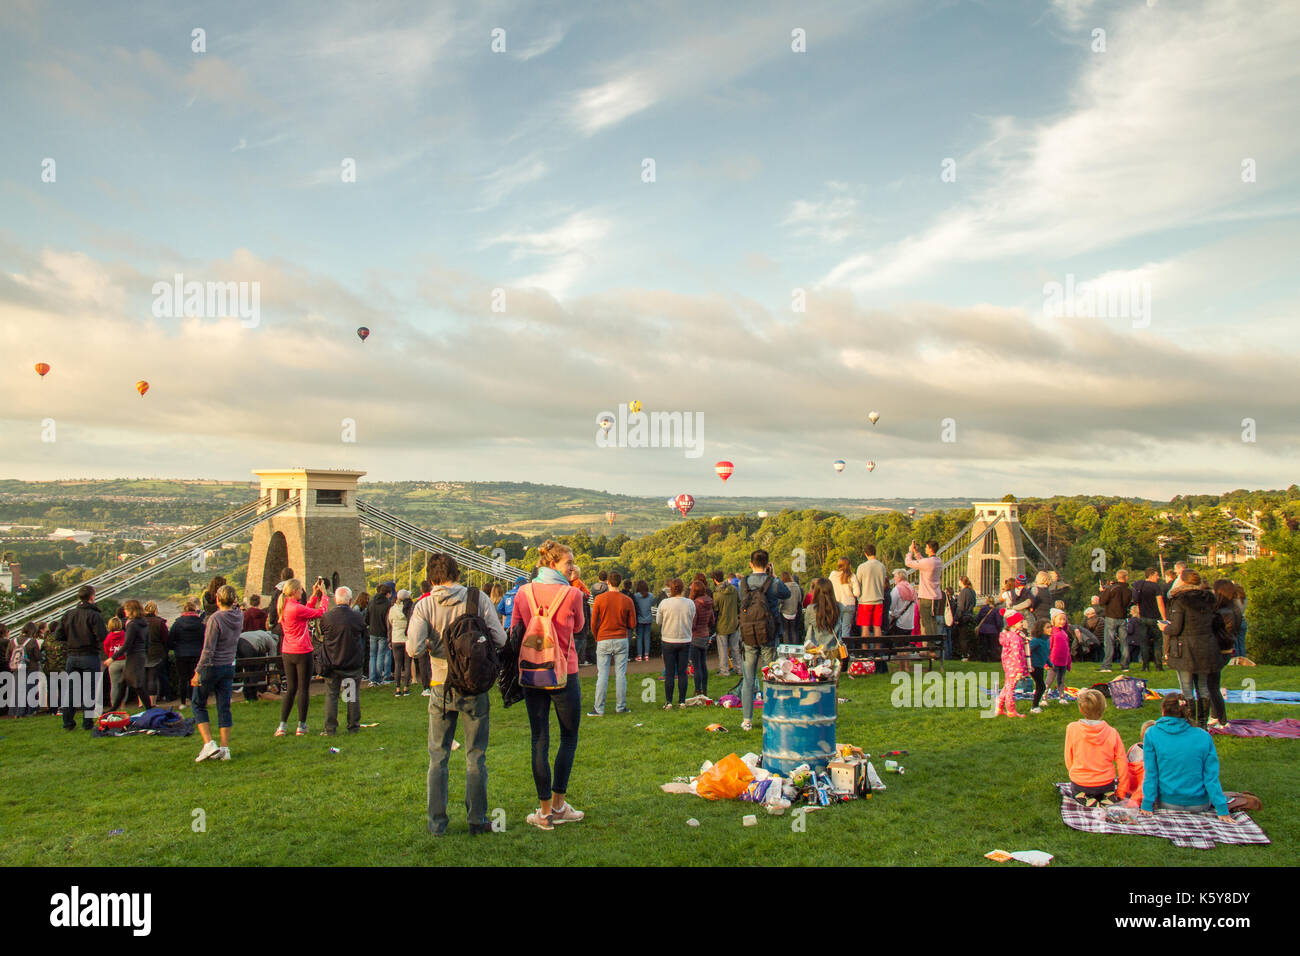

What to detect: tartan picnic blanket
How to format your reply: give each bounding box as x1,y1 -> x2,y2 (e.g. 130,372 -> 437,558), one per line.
1054,784 -> 1270,849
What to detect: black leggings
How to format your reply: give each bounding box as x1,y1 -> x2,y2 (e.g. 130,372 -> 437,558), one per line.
281,653 -> 312,724
416,652 -> 430,690
176,656 -> 199,705
663,643 -> 689,704
392,644 -> 409,691
1031,666 -> 1045,707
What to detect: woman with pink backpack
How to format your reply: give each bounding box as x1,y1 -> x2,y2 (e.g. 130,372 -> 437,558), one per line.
513,540 -> 587,831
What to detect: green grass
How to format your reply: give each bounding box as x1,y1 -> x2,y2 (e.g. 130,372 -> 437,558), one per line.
2,663 -> 1297,866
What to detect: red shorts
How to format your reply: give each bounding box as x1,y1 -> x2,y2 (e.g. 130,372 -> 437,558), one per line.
855,602 -> 883,627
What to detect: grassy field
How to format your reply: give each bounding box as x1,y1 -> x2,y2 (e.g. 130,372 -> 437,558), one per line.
1,661 -> 1297,867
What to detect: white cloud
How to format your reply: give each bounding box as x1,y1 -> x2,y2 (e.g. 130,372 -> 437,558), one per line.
822,0 -> 1300,293
483,211 -> 611,298
784,182 -> 865,244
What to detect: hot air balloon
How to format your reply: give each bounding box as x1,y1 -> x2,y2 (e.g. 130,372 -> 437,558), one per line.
756,511 -> 768,519
868,411 -> 880,425
674,493 -> 695,517
865,460 -> 876,472
599,416 -> 614,435
356,326 -> 370,342
629,400 -> 642,413
906,507 -> 917,517
135,380 -> 150,397
667,498 -> 677,510
833,459 -> 846,473
714,460 -> 734,482
34,362 -> 50,379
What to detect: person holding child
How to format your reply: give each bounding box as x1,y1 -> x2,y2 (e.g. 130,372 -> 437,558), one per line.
1063,688 -> 1130,806
1140,694 -> 1232,821
994,610 -> 1031,718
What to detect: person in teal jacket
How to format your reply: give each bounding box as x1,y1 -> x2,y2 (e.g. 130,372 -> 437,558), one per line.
1140,695 -> 1232,820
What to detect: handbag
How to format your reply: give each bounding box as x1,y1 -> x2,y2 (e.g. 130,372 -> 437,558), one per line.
943,602 -> 955,628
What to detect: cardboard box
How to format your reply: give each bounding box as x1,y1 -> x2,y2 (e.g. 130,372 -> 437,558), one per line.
827,760 -> 865,795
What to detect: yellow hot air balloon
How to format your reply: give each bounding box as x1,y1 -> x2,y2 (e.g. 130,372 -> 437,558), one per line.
629,400 -> 642,413
865,460 -> 876,472
868,411 -> 880,425
136,380 -> 150,397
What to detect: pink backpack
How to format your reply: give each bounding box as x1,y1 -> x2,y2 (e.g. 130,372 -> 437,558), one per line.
518,584 -> 570,691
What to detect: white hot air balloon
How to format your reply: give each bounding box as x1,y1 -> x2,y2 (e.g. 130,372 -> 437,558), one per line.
599,415 -> 614,435
833,459 -> 846,473
667,498 -> 677,510
868,411 -> 880,426
865,460 -> 876,472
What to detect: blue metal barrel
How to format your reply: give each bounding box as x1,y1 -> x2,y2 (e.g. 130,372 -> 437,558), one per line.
761,680 -> 838,775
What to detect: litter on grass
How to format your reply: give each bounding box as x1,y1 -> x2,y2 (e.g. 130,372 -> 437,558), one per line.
706,723 -> 727,733
686,818 -> 700,827
328,747 -> 340,754
359,723 -> 378,728
108,829 -> 124,836
986,849 -> 1054,866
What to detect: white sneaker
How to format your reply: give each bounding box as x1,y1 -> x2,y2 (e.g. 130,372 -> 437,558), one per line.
526,810 -> 554,831
1030,707 -> 1043,714
217,747 -> 231,761
195,739 -> 220,762
421,689 -> 431,697
741,719 -> 752,731
550,801 -> 585,824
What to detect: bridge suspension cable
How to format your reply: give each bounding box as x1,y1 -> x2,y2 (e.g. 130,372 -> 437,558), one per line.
356,500 -> 526,582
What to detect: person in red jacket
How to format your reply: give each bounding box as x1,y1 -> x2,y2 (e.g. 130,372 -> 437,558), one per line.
588,571 -> 635,717
275,578 -> 328,737
242,594 -> 268,633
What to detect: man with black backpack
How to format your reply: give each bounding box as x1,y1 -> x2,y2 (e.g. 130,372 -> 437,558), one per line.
738,549 -> 789,732
407,553 -> 507,837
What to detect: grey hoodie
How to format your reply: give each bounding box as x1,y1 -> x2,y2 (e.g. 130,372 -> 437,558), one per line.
407,584 -> 507,687
198,607 -> 243,669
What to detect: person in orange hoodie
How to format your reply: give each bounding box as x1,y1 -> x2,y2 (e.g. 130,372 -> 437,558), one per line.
1064,688 -> 1129,806
1122,719 -> 1158,806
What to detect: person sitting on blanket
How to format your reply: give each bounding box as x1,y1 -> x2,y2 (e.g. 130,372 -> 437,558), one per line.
1120,719 -> 1158,806
1140,694 -> 1232,822
1064,688 -> 1130,806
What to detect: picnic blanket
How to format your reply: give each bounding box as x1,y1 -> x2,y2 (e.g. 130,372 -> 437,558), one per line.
93,717 -> 197,738
1209,718 -> 1300,738
1054,784 -> 1269,849
1154,689 -> 1300,705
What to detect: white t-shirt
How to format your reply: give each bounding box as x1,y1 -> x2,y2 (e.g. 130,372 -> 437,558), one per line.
657,596 -> 696,644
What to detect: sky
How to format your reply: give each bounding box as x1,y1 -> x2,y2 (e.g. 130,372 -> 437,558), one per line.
1,0 -> 1298,502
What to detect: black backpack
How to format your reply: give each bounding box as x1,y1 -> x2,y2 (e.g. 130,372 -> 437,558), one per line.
738,577 -> 775,647
444,588 -> 500,696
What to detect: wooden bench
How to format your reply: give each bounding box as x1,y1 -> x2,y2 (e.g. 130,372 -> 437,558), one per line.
232,655 -> 286,698
844,634 -> 946,673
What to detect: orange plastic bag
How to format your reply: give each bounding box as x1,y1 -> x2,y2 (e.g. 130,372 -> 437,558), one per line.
696,753 -> 755,801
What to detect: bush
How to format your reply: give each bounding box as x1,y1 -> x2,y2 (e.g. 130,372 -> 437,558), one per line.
1238,529 -> 1300,665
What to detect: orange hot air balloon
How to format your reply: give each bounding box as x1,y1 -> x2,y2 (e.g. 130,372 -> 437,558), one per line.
714,460 -> 734,482
674,493 -> 695,517
605,510 -> 616,526
34,362 -> 51,378
135,380 -> 150,397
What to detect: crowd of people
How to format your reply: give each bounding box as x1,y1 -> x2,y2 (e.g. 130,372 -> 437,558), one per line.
0,539 -> 1254,835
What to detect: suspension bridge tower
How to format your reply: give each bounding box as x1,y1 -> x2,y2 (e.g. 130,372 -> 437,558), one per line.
245,468 -> 367,600
966,501 -> 1027,597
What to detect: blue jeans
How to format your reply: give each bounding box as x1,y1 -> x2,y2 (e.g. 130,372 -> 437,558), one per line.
1102,617 -> 1128,666
369,635 -> 390,681
635,622 -> 651,658
717,631 -> 742,674
192,664 -> 234,729
742,643 -> 776,722
593,640 -> 628,714
837,604 -> 855,639
427,686 -> 490,834
523,678 -> 582,801
690,644 -> 710,696
662,643 -> 690,704
1235,620 -> 1247,658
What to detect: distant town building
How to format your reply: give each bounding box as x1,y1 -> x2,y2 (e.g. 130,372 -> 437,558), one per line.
1192,516 -> 1271,567
49,528 -> 94,545
0,559 -> 20,593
